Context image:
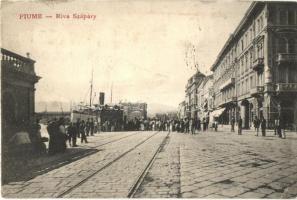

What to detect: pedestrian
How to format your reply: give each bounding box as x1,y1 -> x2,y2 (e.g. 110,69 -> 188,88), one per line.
202,118 -> 206,131
47,118 -> 59,155
57,118 -> 67,153
90,118 -> 94,136
254,116 -> 260,136
185,119 -> 189,133
279,116 -> 286,139
85,118 -> 90,136
197,118 -> 201,131
274,117 -> 279,136
261,117 -> 266,137
80,120 -> 88,143
31,119 -> 47,155
76,119 -> 81,138
214,118 -> 218,132
189,118 -> 192,134
238,116 -> 242,135
206,117 -> 209,130
231,117 -> 235,132
67,122 -> 78,147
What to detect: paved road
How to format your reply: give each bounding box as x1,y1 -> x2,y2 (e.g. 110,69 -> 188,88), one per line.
2,130 -> 297,198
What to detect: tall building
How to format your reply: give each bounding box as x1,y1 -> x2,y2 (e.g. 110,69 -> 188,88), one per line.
185,71 -> 205,119
211,2 -> 297,129
197,75 -> 214,120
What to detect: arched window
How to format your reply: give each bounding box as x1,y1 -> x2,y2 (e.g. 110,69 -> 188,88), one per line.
288,38 -> 296,53
278,38 -> 287,53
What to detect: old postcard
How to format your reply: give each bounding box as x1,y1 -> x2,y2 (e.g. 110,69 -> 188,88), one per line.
1,0 -> 297,198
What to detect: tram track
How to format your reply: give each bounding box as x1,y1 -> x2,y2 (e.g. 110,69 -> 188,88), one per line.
127,131 -> 171,198
89,131 -> 139,149
9,132 -> 140,183
57,131 -> 162,198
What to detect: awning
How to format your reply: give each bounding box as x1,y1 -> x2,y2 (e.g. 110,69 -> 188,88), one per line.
210,108 -> 225,118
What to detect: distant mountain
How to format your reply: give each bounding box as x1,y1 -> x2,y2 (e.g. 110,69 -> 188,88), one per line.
147,103 -> 177,117
35,101 -> 70,112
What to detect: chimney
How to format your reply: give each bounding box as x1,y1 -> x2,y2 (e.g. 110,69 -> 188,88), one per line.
26,52 -> 30,58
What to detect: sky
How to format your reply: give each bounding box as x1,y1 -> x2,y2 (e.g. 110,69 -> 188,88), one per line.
2,0 -> 251,111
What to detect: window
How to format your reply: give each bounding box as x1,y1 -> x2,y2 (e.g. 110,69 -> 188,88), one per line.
278,38 -> 287,53
241,58 -> 244,74
279,10 -> 287,25
288,10 -> 295,25
289,68 -> 297,83
250,51 -> 253,68
270,7 -> 276,24
245,54 -> 248,71
250,76 -> 253,88
288,38 -> 296,53
257,43 -> 263,58
257,19 -> 260,33
241,40 -> 244,51
278,68 -> 286,83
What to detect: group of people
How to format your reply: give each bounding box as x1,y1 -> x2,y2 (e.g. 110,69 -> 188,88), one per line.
230,115 -> 286,138
45,114 -> 288,155
234,116 -> 267,136
46,118 -> 101,155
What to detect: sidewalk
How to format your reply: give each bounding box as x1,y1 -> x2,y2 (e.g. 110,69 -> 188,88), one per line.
217,124 -> 297,134
2,141 -> 98,184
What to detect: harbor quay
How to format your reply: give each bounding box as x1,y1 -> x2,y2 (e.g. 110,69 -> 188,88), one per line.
2,129 -> 297,198
2,1 -> 297,199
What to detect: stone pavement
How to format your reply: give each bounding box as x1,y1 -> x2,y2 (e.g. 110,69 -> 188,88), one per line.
133,132 -> 181,198
2,129 -> 297,198
179,131 -> 297,198
2,131 -> 159,197
2,131 -> 138,184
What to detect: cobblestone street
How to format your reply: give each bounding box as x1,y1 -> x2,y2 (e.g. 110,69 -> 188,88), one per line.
2,130 -> 297,198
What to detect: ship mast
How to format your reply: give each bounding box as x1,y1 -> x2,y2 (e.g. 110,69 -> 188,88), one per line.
89,68 -> 94,107
110,81 -> 113,104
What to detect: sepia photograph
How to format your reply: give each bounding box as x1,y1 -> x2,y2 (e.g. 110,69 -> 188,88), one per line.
1,0 -> 297,198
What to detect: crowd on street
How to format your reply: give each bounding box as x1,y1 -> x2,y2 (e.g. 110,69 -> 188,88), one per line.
43,114 -> 288,156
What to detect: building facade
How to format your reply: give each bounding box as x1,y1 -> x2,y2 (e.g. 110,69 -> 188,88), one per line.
1,48 -> 41,143
211,2 -> 297,129
120,102 -> 148,121
185,71 -> 205,119
178,101 -> 186,119
197,75 -> 214,120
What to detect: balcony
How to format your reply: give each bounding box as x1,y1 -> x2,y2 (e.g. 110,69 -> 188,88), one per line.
277,53 -> 297,66
250,86 -> 264,97
219,96 -> 237,107
219,78 -> 235,91
1,48 -> 37,76
252,58 -> 264,71
276,83 -> 297,93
